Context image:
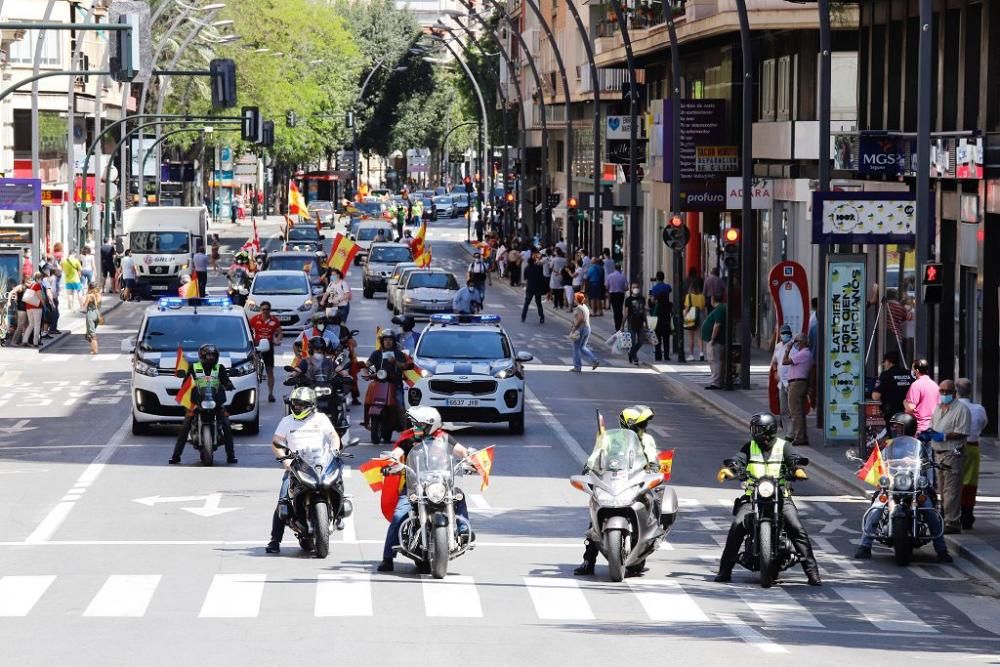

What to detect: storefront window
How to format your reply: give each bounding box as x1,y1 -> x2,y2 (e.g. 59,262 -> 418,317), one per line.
883,244 -> 916,364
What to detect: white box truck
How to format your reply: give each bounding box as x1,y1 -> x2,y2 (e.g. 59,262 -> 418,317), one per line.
122,207 -> 208,297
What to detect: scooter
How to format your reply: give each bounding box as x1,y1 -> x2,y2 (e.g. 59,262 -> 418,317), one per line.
363,354 -> 401,444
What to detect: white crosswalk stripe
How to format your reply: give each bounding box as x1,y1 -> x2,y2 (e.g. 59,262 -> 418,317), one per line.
199,574 -> 266,618
84,575 -> 161,617
315,573 -> 372,617
938,593 -> 1000,635
422,575 -> 483,618
0,575 -> 55,616
523,577 -> 594,620
834,587 -> 938,633
735,586 -> 823,628
627,580 -> 709,622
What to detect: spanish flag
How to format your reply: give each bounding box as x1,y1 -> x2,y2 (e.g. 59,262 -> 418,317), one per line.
469,445 -> 496,491
410,220 -> 426,258
174,345 -> 194,409
402,356 -> 423,387
473,241 -> 492,259
414,247 -> 432,268
181,273 -> 199,298
658,449 -> 675,483
288,180 -> 310,219
327,233 -> 360,275
374,325 -> 383,351
856,444 -> 887,487
359,457 -> 404,521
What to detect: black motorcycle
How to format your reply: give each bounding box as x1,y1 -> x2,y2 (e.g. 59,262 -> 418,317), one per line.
227,269 -> 251,306
274,437 -> 359,559
722,457 -> 810,588
184,398 -> 224,466
283,353 -> 353,439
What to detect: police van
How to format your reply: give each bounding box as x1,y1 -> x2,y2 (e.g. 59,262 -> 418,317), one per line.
122,297 -> 262,436
405,314 -> 532,433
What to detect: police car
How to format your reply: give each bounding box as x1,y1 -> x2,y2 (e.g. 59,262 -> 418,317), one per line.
405,314 -> 532,433
122,297 -> 262,436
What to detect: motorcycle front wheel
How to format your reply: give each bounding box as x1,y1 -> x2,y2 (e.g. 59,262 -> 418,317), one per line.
604,528 -> 626,582
758,519 -> 775,588
431,524 -> 449,579
199,423 -> 215,466
313,502 -> 331,559
892,516 -> 912,566
369,415 -> 382,444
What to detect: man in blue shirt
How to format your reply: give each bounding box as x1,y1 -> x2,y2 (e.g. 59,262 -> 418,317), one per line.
452,281 -> 482,314
605,264 -> 629,330
586,260 -> 605,316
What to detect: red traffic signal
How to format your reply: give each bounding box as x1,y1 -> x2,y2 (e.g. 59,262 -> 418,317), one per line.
922,262 -> 943,304
567,196 -> 578,209
505,192 -> 515,204
669,214 -> 684,229
923,262 -> 942,285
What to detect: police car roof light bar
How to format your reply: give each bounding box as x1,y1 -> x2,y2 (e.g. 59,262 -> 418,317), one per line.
429,314 -> 501,325
157,297 -> 233,311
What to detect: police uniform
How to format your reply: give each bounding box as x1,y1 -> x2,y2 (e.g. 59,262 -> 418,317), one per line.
170,361 -> 236,462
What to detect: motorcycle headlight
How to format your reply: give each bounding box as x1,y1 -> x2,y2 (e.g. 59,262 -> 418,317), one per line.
134,358 -> 159,377
315,387 -> 332,396
229,359 -> 256,377
298,300 -> 314,312
893,472 -> 914,492
879,475 -> 891,489
917,476 -> 930,490
757,480 -> 776,498
425,481 -> 447,503
376,369 -> 388,381
404,296 -> 414,304
200,399 -> 216,410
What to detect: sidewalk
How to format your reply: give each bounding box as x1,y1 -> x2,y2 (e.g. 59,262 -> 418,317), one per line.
2,294 -> 125,360
463,243 -> 1000,580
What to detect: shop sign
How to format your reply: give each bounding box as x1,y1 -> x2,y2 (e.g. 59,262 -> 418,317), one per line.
858,134 -> 908,175
40,189 -> 65,207
726,177 -> 773,210
605,115 -> 634,140
812,191 -> 921,245
678,182 -> 725,211
825,256 -> 866,441
0,178 -> 42,212
695,146 -> 738,174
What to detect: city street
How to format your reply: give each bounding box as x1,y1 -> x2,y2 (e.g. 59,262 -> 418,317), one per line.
0,216 -> 998,665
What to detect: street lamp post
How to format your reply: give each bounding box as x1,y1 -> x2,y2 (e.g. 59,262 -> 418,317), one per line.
666,3 -> 685,363
734,0 -> 753,390
350,60 -> 407,199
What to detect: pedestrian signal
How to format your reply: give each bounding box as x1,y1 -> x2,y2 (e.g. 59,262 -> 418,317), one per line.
723,227 -> 740,270
922,262 -> 943,304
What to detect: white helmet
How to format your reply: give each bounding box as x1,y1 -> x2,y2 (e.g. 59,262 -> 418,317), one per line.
406,406 -> 442,437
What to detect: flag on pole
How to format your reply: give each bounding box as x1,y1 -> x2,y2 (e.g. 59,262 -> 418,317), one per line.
181,274 -> 199,298
174,345 -> 194,409
358,457 -> 404,521
657,449 -> 675,483
402,354 -> 423,387
239,217 -> 261,256
469,445 -> 496,491
856,445 -> 887,487
374,326 -> 383,351
288,180 -> 310,219
327,233 -> 360,275
410,220 -> 427,258
413,246 -> 432,268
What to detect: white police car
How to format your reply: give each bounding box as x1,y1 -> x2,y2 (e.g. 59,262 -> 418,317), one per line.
405,314 -> 532,433
122,297 -> 262,436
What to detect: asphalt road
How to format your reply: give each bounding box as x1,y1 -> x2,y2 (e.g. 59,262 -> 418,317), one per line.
0,215 -> 998,665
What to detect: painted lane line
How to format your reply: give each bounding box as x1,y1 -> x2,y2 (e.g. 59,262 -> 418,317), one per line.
698,518 -> 724,532
83,575 -> 161,617
834,587 -> 937,633
523,577 -> 594,620
0,575 -> 55,616
938,593 -> 1000,636
199,574 -> 267,618
627,580 -> 709,622
717,613 -> 789,654
0,539 -> 592,548
469,494 -> 490,510
524,386 -> 588,465
315,574 -> 373,617
422,575 -> 483,618
24,415 -> 130,544
735,587 -> 823,628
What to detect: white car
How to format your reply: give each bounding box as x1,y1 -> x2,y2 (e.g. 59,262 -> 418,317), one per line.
386,264 -> 420,312
392,269 -> 459,317
352,221 -> 395,265
406,314 -> 532,433
244,270 -> 317,332
123,297 -> 261,435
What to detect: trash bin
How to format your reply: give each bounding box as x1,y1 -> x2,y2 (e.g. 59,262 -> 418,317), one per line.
858,400 -> 886,461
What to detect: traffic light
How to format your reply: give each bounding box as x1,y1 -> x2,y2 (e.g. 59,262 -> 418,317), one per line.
567,195 -> 578,221
286,111 -> 297,128
111,14 -> 140,83
661,214 -> 689,251
505,191 -> 515,207
241,106 -> 262,142
210,59 -> 238,109
922,262 -> 943,304
722,227 -> 740,270
260,120 -> 275,148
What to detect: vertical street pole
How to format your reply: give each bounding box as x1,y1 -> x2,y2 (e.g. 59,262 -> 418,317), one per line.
915,0 -> 932,363
31,0 -> 57,263
667,8 -> 684,363
735,0 -> 753,389
608,0 -> 642,284
816,0 -> 832,428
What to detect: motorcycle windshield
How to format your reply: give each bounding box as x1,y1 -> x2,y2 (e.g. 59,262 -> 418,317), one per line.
593,429 -> 643,478
882,436 -> 923,476
287,431 -> 334,467
408,436 -> 453,492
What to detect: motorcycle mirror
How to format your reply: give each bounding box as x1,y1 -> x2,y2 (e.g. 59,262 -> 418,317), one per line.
346,437 -> 361,448
283,365 -> 297,373
797,457 -> 810,466
391,315 -> 403,325
120,337 -> 136,354
845,449 -> 858,461
350,330 -> 359,337
722,458 -> 737,468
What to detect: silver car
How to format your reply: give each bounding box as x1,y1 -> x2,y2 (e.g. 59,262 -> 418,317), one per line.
362,243 -> 413,298
393,269 -> 460,318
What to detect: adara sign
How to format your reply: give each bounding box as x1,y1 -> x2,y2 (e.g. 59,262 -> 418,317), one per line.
726,177 -> 773,210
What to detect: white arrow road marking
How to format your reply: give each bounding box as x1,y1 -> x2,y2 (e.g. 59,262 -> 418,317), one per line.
132,493 -> 241,517
817,517 -> 853,534
0,419 -> 36,435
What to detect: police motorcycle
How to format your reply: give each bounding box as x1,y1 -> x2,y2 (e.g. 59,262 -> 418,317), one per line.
274,435 -> 360,559
227,260 -> 252,306
569,428 -> 678,582
848,435 -> 944,566
383,435 -> 477,579
185,396 -> 223,466
720,456 -> 810,588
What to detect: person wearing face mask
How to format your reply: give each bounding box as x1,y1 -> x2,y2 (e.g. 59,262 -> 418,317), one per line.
903,359 -> 938,434
623,282 -> 648,365
782,333 -> 812,446
452,280 -> 482,315
292,336 -> 338,384
927,379 -> 971,533
871,350 -> 912,421
322,268 -> 351,322
770,324 -> 794,435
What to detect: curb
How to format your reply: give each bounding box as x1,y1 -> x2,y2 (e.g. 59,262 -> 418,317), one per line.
39,297 -> 126,352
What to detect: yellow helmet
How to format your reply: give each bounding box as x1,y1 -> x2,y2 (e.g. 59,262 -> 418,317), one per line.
619,405 -> 654,432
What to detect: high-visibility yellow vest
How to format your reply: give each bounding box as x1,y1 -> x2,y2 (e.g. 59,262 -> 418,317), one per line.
193,362 -> 220,393
745,438 -> 787,495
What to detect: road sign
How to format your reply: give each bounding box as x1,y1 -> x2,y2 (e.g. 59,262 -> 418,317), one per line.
133,493 -> 241,517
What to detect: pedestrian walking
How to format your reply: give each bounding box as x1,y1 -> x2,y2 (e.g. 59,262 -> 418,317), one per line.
9,278 -> 28,346
782,332 -> 812,446
623,282 -> 647,365
193,245 -> 209,297
561,260 -> 575,311
229,199 -> 238,224
701,295 -> 727,389
956,378 -> 987,529
210,234 -> 221,274
322,268 -> 351,322
904,358 -> 938,434
771,324 -> 793,435
496,243 -> 507,279
568,292 -> 600,372
23,272 -> 44,347
468,252 -> 488,302
930,379 -> 970,534
40,266 -> 59,336
648,271 -> 672,361
61,251 -> 83,311
606,263 -> 628,330
249,301 -> 283,402
586,258 -> 605,316
682,266 -> 703,298
452,281 -> 482,314
83,283 -> 102,354
100,238 -> 117,293
79,246 -> 95,292
549,249 -> 567,310
521,254 -> 546,324
703,267 -> 725,312
508,243 -> 522,287
120,249 -> 137,301
682,282 -> 706,360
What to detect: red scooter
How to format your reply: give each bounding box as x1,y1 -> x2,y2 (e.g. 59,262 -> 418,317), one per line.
363,356 -> 402,444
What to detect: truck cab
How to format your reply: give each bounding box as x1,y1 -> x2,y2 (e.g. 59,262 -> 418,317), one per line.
122,207 -> 209,298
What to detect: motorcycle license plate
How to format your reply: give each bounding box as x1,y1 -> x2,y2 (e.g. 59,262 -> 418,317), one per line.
446,399 -> 479,407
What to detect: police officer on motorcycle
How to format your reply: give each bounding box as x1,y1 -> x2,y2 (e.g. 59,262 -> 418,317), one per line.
714,412 -> 821,585
853,412 -> 952,562
574,405 -> 661,576
377,406 -> 472,572
169,344 -> 237,465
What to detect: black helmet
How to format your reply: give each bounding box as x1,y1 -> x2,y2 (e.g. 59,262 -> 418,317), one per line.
888,412 -> 917,438
328,312 -> 342,326
198,344 -> 219,368
308,336 -> 326,355
379,328 -> 397,345
399,315 -> 415,332
750,412 -> 779,449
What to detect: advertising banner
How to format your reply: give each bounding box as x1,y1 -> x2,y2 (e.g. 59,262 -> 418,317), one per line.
0,178 -> 42,212
605,115 -> 634,140
824,257 -> 866,442
726,177 -> 773,210
767,261 -> 810,415
812,192 -> 922,245
663,99 -> 732,181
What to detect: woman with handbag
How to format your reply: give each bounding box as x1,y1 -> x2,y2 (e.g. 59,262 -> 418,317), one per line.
568,292 -> 600,372
83,283 -> 102,354
683,284 -> 706,361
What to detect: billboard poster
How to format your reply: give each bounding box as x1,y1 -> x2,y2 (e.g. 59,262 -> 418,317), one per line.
825,257 -> 866,441
0,178 -> 42,212
767,261 -> 810,415
812,191 -> 922,245
663,99 -> 731,181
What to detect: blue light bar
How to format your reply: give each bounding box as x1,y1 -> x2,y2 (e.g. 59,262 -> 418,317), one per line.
158,297 -> 232,311
429,314 -> 501,325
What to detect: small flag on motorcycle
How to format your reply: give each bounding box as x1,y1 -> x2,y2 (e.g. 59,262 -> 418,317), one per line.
359,457 -> 392,491
469,445 -> 495,491
359,457 -> 405,521
658,449 -> 675,483
856,444 -> 887,487
174,345 -> 194,409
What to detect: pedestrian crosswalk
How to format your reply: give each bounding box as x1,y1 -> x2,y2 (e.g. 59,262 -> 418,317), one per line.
0,570 -> 997,635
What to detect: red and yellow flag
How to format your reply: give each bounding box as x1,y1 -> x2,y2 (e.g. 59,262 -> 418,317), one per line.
288,180 -> 310,219
856,444 -> 887,487
359,457 -> 392,492
174,346 -> 194,409
469,445 -> 496,491
359,456 -> 404,521
410,220 -> 426,258
402,355 -> 423,387
327,233 -> 360,275
181,273 -> 199,298
658,449 -> 675,483
473,241 -> 492,259
414,246 -> 432,268
174,344 -> 190,375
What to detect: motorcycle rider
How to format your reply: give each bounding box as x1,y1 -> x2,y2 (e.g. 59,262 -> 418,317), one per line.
574,405 -> 661,576
265,386 -> 340,554
714,412 -> 821,585
328,312 -> 361,405
377,406 -> 472,572
291,336 -> 338,382
169,344 -> 237,465
853,412 -> 952,562
366,329 -> 412,413
396,314 -> 420,352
